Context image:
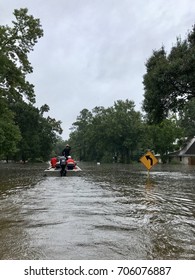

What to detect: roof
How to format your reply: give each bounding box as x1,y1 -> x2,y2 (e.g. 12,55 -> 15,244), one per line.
169,137 -> 195,157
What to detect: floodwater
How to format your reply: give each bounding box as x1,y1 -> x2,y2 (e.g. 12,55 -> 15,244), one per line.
0,162 -> 195,260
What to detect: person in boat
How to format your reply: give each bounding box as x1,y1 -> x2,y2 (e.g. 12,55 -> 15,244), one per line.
62,144 -> 71,159
50,156 -> 57,168
55,156 -> 62,169
66,155 -> 76,170
60,156 -> 67,176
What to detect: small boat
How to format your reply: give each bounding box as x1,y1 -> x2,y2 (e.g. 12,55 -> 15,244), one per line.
44,165 -> 82,177
44,156 -> 82,177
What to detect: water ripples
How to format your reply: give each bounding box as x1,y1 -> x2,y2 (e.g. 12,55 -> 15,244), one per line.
0,162 -> 195,259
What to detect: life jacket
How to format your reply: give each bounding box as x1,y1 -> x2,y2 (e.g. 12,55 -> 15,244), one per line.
51,157 -> 57,168
66,158 -> 75,170
66,158 -> 75,165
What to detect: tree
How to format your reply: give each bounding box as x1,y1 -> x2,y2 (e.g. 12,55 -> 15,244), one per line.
142,47 -> 170,123
149,118 -> 184,163
71,109 -> 93,160
110,100 -> 143,162
0,97 -> 21,161
69,100 -> 144,163
0,8 -> 43,104
13,101 -> 62,162
51,137 -> 67,157
179,99 -> 195,139
143,25 -> 195,124
0,8 -> 43,160
0,8 -> 62,161
38,115 -> 62,161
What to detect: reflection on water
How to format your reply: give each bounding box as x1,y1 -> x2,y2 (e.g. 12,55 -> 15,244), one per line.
0,162 -> 195,259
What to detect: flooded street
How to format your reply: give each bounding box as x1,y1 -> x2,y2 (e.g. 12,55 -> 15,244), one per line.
0,162 -> 195,260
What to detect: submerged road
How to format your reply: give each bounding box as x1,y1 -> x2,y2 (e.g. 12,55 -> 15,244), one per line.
0,162 -> 195,259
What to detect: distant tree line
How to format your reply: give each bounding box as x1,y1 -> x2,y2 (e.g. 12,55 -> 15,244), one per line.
0,8 -> 62,162
67,100 -> 183,163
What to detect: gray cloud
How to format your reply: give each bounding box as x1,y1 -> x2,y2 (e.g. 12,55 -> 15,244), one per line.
1,0 -> 195,139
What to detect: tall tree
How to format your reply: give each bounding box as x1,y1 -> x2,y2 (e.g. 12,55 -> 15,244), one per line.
105,100 -> 143,163
0,8 -> 62,161
13,101 -> 62,162
142,47 -> 169,123
0,8 -> 43,104
71,109 -> 93,160
143,25 -> 195,124
69,100 -> 144,163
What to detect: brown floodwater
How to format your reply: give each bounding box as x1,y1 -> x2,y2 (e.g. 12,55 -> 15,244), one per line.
0,162 -> 195,260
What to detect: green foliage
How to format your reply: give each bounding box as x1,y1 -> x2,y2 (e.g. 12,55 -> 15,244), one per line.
142,24 -> 195,162
0,8 -> 62,162
143,25 -> 195,124
148,118 -> 184,163
0,98 -> 21,159
179,99 -> 195,139
69,100 -> 144,163
68,101 -> 186,164
143,47 -> 170,123
0,8 -> 43,103
70,108 -> 93,160
10,101 -> 62,162
51,137 -> 67,157
38,115 -> 62,161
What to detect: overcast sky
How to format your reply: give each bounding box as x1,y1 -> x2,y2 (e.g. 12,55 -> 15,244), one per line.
1,0 -> 195,139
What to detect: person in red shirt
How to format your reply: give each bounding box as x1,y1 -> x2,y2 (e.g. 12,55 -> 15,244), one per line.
66,156 -> 76,170
50,157 -> 57,168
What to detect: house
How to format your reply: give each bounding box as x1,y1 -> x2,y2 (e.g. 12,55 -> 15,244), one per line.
168,137 -> 195,165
